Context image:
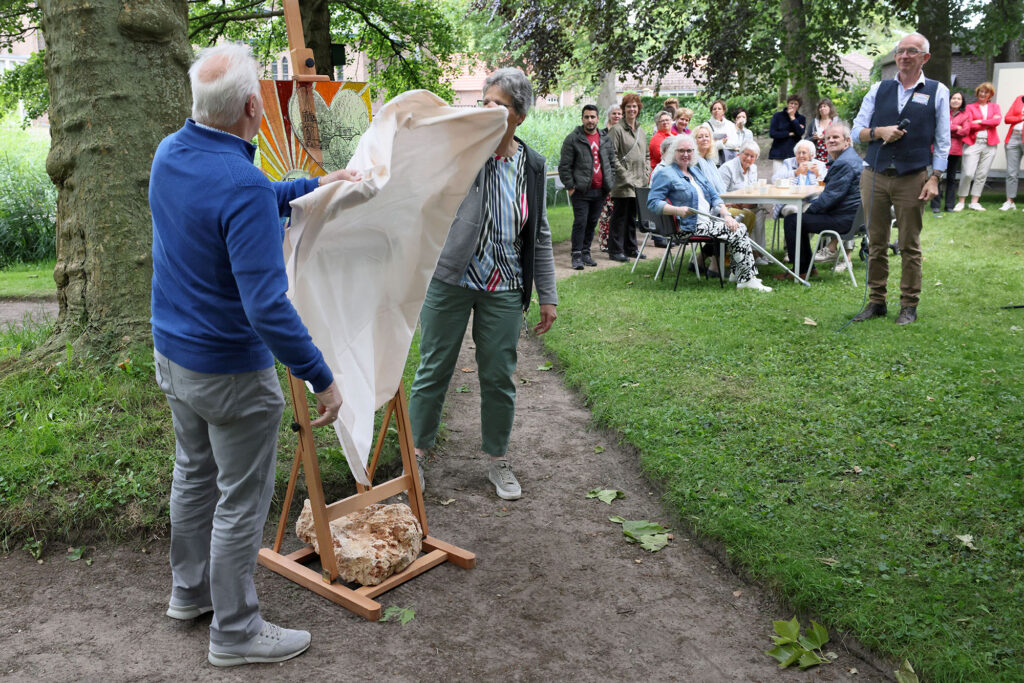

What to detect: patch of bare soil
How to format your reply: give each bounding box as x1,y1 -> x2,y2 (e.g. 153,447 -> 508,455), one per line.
0,270 -> 891,680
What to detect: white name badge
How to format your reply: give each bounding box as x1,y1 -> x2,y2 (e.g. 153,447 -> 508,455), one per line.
912,92 -> 931,106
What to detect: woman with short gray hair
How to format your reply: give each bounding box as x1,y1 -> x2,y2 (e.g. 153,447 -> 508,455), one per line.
410,69 -> 557,502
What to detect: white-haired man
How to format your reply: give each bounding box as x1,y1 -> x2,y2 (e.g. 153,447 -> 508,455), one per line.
149,43 -> 358,667
851,32 -> 949,325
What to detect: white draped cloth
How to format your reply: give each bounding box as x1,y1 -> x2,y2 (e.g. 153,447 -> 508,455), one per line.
285,90 -> 507,484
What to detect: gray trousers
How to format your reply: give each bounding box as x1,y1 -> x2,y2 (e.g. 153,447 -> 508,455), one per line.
1007,129 -> 1023,199
154,351 -> 285,647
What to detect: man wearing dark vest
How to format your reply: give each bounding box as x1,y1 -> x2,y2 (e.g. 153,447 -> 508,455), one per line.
851,32 -> 950,325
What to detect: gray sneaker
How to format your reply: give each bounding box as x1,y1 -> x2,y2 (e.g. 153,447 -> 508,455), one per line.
487,460 -> 522,500
166,600 -> 212,620
208,622 -> 311,667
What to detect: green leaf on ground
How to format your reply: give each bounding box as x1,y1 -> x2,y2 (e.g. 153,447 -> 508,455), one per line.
894,660 -> 919,683
773,616 -> 801,644
68,546 -> 85,562
380,606 -> 415,625
455,385 -> 470,393
586,488 -> 625,504
620,520 -> 670,542
639,533 -> 669,552
537,361 -> 553,371
593,445 -> 605,453
799,651 -> 827,669
766,644 -> 802,667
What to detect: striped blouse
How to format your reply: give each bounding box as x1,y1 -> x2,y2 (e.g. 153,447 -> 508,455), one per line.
459,146 -> 526,292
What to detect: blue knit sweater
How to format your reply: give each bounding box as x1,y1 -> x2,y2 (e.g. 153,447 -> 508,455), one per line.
150,119 -> 333,392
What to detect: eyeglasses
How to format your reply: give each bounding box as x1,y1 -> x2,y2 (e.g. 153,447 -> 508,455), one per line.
477,98 -> 511,108
895,47 -> 924,56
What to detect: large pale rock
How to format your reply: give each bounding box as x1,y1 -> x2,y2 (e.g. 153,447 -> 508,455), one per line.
295,499 -> 423,586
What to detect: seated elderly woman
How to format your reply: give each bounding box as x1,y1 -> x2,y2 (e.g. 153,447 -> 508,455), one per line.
719,141 -> 771,261
771,139 -> 825,218
647,134 -> 772,292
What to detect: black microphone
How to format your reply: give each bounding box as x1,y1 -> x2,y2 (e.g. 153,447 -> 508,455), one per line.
882,118 -> 911,145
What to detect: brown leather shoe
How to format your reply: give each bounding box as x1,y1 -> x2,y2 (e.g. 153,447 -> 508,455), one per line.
852,303 -> 887,322
895,306 -> 917,325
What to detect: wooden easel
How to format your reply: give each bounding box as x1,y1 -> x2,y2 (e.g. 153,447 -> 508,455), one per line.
257,0 -> 474,621
258,375 -> 474,621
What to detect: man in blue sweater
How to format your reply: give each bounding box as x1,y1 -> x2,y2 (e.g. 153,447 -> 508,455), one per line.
149,43 -> 358,667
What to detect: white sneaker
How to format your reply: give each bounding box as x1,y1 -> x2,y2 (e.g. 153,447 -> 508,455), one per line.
208,622 -> 311,667
166,601 -> 213,620
999,200 -> 1015,211
813,246 -> 835,263
754,256 -> 772,266
952,202 -> 965,212
968,202 -> 986,212
729,271 -> 738,283
736,277 -> 772,292
487,460 -> 522,500
834,260 -> 850,273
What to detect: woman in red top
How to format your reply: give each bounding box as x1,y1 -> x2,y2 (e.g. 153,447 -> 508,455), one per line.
932,91 -> 968,214
955,82 -> 1002,212
1001,92 -> 1024,212
648,110 -> 675,168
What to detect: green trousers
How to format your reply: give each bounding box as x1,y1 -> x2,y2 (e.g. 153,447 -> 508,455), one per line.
409,278 -> 523,458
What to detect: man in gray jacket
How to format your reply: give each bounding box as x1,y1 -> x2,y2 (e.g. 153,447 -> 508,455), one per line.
558,104 -> 614,269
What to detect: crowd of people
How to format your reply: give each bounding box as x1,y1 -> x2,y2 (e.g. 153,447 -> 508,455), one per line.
557,32 -> 1023,314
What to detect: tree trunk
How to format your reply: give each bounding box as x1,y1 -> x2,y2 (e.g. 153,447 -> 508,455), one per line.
779,0 -> 818,117
917,1 -> 952,86
597,70 -> 617,111
300,0 -> 333,77
38,0 -> 191,356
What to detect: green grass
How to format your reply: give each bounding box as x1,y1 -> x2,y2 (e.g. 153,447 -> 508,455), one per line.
0,326 -> 421,550
536,202 -> 1024,681
547,203 -> 573,244
0,259 -> 56,299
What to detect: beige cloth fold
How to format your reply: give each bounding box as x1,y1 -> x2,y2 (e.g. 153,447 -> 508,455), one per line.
286,90 -> 507,484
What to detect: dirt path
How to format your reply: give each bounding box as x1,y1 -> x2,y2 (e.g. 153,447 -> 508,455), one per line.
0,255 -> 890,681
0,298 -> 57,328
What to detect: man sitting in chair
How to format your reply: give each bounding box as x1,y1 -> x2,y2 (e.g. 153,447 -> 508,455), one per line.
778,123 -> 862,280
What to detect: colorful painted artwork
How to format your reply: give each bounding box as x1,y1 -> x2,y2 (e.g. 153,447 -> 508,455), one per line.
258,80 -> 372,180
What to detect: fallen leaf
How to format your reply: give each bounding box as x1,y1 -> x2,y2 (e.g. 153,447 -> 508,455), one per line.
852,465 -> 863,474
460,367 -> 475,373
626,281 -> 634,285
967,456 -> 975,462
537,361 -> 553,371
732,590 -> 742,597
494,510 -> 510,518
803,317 -> 817,326
455,385 -> 471,393
593,445 -> 605,454
816,557 -> 839,567
380,606 -> 415,626
634,559 -> 642,564
439,498 -> 455,506
586,488 -> 625,504
926,396 -> 934,401
955,534 -> 977,550
639,534 -> 670,552
520,377 -> 531,384
934,281 -> 942,286
894,659 -> 919,683
848,667 -> 859,674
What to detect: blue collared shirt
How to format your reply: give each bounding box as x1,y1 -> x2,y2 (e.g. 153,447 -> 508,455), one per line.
852,72 -> 951,171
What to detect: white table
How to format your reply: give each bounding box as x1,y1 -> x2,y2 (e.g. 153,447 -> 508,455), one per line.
719,185 -> 822,286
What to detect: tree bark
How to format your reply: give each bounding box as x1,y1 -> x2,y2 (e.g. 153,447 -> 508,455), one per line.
917,1 -> 952,86
779,0 -> 818,118
300,0 -> 333,77
597,70 -> 617,112
38,0 -> 191,356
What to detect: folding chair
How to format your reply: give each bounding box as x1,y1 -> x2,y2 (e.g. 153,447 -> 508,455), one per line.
811,203 -> 866,286
551,174 -> 569,205
634,187 -> 672,274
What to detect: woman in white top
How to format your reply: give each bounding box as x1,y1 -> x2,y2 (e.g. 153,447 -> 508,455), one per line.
733,108 -> 754,151
705,99 -> 738,165
771,139 -> 825,218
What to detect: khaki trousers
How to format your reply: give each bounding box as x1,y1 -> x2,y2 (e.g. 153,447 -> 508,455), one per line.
860,168 -> 926,307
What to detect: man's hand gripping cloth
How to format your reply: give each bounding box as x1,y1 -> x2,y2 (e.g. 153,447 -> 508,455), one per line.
286,90 -> 507,484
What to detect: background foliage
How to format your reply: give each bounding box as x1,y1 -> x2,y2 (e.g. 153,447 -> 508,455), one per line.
0,117 -> 55,268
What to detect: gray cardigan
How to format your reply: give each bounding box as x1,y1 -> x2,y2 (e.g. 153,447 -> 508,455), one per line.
432,138 -> 557,311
